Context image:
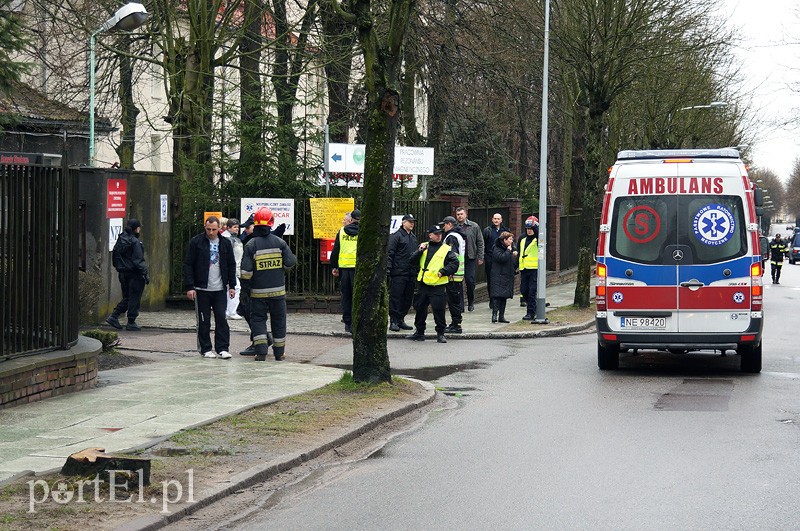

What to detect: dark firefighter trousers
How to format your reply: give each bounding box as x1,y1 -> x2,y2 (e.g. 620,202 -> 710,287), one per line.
251,296 -> 287,359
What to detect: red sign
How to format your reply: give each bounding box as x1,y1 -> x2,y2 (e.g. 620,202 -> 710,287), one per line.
622,205 -> 661,244
107,179 -> 127,218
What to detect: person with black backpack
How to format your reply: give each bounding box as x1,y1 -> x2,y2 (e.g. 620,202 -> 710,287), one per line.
106,219 -> 149,331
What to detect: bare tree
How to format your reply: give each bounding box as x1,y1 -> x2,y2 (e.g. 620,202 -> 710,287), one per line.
552,0 -> 733,307
330,0 -> 415,383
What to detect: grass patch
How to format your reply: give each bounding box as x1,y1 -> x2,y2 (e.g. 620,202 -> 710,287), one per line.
501,303 -> 596,332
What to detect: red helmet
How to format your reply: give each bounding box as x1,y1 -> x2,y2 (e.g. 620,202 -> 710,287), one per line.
525,215 -> 539,228
254,207 -> 274,227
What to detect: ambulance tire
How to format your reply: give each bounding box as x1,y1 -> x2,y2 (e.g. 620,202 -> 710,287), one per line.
739,343 -> 762,373
598,342 -> 619,370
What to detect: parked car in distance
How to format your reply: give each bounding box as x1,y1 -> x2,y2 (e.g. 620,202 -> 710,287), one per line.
788,231 -> 800,264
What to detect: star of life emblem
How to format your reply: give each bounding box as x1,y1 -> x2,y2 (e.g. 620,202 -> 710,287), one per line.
693,204 -> 735,246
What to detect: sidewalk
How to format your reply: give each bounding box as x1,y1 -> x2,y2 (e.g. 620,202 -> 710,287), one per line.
0,279 -> 592,487
133,279 -> 588,338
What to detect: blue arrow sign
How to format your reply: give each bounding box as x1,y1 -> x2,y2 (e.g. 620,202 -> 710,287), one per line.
332,153 -> 342,162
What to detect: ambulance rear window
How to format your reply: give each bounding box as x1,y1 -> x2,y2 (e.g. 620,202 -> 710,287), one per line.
610,195 -> 747,265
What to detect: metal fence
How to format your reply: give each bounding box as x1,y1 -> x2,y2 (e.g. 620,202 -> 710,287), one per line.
1,164 -> 79,359
560,214 -> 581,271
170,198 -> 453,296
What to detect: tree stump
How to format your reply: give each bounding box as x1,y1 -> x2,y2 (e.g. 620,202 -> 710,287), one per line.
61,447 -> 151,485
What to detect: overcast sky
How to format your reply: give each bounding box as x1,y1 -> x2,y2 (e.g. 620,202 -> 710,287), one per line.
724,0 -> 800,181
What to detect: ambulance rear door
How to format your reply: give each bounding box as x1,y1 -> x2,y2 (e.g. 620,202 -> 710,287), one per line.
674,162 -> 752,333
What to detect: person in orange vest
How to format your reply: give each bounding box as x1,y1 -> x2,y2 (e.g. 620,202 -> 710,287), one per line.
406,224 -> 459,343
330,209 -> 360,334
518,216 -> 539,320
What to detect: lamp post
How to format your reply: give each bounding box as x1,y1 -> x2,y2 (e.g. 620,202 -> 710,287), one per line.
533,0 -> 550,324
89,2 -> 148,166
666,101 -> 727,148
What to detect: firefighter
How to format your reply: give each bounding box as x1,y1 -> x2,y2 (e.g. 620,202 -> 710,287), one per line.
518,216 -> 539,319
770,233 -> 789,284
240,207 -> 297,361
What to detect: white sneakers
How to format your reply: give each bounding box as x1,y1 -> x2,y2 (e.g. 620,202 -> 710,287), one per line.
227,314 -> 243,320
203,351 -> 231,359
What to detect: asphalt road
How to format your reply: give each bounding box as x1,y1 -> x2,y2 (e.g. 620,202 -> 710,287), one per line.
191,264 -> 800,530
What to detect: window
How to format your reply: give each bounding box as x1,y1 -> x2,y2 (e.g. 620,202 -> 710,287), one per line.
611,195 -> 746,265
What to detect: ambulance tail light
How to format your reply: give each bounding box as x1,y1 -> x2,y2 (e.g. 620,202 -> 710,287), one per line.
596,263 -> 607,311
751,264 -> 762,311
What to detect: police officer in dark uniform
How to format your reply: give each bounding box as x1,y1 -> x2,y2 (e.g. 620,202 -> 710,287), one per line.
388,214 -> 418,331
107,218 -> 148,331
407,224 -> 459,344
240,207 -> 297,361
770,233 -> 789,284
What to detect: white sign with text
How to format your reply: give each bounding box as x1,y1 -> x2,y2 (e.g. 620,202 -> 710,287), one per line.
240,198 -> 295,235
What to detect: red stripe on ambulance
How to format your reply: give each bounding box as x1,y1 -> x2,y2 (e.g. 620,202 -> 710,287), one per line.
606,287 -> 676,310
679,286 -> 751,310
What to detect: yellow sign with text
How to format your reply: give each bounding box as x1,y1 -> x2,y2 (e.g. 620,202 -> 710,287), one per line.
203,211 -> 223,224
309,198 -> 355,239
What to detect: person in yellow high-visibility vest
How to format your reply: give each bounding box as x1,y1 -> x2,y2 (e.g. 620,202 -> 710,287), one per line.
407,224 -> 459,343
331,209 -> 360,334
518,216 -> 539,320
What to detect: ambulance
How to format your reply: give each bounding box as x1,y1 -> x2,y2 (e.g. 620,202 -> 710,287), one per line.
595,149 -> 764,372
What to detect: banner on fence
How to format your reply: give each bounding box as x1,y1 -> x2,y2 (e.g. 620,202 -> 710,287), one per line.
309,198 -> 355,239
240,198 -> 295,235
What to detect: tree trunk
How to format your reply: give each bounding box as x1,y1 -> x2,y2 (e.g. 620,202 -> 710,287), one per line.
346,0 -> 415,383
352,93 -> 396,383
573,106 -> 605,308
115,34 -> 139,169
320,1 -> 355,143
238,0 -> 265,181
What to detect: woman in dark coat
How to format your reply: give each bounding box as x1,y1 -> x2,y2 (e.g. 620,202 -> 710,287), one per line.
490,231 -> 518,323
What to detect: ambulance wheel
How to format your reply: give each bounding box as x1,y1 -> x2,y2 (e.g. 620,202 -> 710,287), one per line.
598,342 -> 619,370
739,343 -> 762,373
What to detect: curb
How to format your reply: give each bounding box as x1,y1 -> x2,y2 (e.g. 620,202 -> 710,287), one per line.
125,320 -> 596,340
118,379 -> 438,531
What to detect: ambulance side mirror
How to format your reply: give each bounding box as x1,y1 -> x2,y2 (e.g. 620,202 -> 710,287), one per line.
593,237 -> 599,262
753,187 -> 764,207
755,207 -> 764,217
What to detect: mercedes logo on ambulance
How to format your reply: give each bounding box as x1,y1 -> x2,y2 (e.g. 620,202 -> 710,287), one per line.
672,249 -> 684,261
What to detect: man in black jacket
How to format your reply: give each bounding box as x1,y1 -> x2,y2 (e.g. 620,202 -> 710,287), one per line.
387,214 -> 418,331
107,219 -> 148,331
183,216 -> 237,359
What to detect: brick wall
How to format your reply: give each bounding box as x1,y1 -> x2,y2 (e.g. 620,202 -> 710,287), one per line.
0,338 -> 101,410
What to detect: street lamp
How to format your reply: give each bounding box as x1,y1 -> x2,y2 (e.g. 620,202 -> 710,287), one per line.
533,0 -> 550,324
89,2 -> 148,166
667,101 -> 727,148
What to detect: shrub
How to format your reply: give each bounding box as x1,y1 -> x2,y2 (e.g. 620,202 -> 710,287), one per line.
81,329 -> 120,353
